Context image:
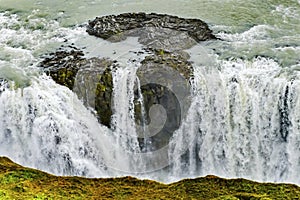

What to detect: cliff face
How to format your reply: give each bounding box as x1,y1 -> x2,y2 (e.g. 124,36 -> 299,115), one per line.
0,156 -> 300,199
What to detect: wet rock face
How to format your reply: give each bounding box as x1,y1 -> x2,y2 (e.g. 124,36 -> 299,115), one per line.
87,13 -> 216,51
140,49 -> 193,79
135,51 -> 192,151
39,48 -> 115,127
73,58 -> 115,127
39,48 -> 86,89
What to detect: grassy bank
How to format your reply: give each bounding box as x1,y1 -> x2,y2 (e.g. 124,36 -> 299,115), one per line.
0,157 -> 299,199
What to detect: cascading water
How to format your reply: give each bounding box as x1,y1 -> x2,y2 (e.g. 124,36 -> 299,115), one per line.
169,56 -> 300,183
109,64 -> 144,174
1,0 -> 300,185
0,76 -> 110,177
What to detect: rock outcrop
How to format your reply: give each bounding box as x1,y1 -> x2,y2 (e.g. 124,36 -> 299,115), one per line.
39,47 -> 85,89
39,13 -> 216,148
87,12 -> 216,42
39,47 -> 115,127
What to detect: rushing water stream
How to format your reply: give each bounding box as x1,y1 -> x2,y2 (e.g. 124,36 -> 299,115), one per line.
1,0 -> 300,184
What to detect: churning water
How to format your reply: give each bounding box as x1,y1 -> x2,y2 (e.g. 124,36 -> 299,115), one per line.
1,0 -> 300,184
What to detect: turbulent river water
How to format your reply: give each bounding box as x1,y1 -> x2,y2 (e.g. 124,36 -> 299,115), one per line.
1,0 -> 300,184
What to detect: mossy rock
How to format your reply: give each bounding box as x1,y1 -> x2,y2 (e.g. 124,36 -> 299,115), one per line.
39,47 -> 192,133
141,49 -> 193,79
1,157 -> 300,199
39,47 -> 85,89
39,48 -> 115,127
72,57 -> 116,127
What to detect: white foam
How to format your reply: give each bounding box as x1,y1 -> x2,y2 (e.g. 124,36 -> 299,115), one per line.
217,25 -> 275,42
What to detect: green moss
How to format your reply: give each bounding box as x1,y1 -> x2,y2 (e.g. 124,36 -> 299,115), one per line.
53,68 -> 78,89
32,193 -> 54,200
158,49 -> 165,56
212,195 -> 240,200
1,157 -> 300,199
94,67 -> 113,127
0,189 -> 8,198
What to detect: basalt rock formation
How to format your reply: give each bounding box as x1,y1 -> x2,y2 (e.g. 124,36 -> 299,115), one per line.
134,50 -> 192,151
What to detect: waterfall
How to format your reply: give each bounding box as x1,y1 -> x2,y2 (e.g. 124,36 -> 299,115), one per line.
109,64 -> 144,174
168,57 -> 300,184
0,75 -> 115,177
1,55 -> 300,184
1,9 -> 300,185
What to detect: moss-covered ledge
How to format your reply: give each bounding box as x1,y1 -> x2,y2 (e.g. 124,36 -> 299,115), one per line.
0,157 -> 299,199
